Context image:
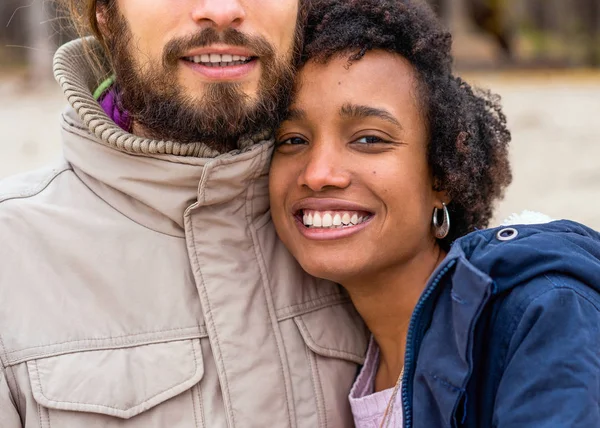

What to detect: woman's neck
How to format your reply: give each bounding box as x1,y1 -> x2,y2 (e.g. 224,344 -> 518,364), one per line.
344,244 -> 446,391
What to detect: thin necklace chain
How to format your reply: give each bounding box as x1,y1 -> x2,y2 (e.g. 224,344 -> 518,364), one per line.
379,366 -> 405,428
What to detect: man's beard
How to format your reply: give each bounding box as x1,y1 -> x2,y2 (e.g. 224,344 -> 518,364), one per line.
103,8 -> 298,152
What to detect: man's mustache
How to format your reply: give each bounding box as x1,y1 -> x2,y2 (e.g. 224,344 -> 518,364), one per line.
163,28 -> 275,66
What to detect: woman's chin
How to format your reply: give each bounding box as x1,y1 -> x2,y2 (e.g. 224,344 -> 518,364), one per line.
297,257 -> 355,286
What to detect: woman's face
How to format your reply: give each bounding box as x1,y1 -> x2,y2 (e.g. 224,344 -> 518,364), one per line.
270,50 -> 445,285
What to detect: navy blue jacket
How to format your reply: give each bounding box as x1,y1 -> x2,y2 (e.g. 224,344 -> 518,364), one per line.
401,220 -> 600,427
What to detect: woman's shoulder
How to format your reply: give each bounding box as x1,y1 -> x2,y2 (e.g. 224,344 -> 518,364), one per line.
458,214 -> 600,427
447,212 -> 600,338
450,211 -> 600,347
452,213 -> 600,301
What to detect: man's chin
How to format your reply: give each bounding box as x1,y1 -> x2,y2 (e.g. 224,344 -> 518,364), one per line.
180,84 -> 260,108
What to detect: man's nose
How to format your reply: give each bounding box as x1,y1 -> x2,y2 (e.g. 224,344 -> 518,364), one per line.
298,145 -> 351,192
191,0 -> 246,31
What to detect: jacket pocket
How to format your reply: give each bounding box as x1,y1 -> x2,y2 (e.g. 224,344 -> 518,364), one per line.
27,339 -> 205,427
294,303 -> 368,428
295,302 -> 367,365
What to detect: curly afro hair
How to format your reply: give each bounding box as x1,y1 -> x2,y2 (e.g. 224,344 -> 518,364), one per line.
302,0 -> 512,248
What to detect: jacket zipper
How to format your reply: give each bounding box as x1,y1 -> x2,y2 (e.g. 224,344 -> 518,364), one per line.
401,259 -> 457,428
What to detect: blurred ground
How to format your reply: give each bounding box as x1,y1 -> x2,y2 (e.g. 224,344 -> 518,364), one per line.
0,70 -> 599,230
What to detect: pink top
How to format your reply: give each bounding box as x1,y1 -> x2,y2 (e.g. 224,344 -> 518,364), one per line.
349,337 -> 404,427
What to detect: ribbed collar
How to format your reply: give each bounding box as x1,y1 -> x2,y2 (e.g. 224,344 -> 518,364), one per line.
53,37 -> 266,158
54,38 -> 275,236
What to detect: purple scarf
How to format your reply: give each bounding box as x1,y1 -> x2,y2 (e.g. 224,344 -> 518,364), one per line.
98,87 -> 132,132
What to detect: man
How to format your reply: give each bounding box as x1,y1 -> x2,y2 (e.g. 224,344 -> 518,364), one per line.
0,1 -> 367,426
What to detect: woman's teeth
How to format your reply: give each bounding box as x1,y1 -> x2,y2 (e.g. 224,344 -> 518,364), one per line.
301,211 -> 369,229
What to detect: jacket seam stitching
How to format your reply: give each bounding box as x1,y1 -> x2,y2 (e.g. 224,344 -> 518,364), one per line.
191,384 -> 199,428
0,335 -> 24,416
37,403 -> 45,428
46,405 -> 52,428
505,277 -> 600,357
277,302 -> 351,322
314,351 -> 328,427
62,113 -> 88,132
305,344 -> 326,427
7,364 -> 23,419
187,214 -> 236,427
276,293 -> 350,316
246,149 -> 296,427
428,372 -> 465,392
543,274 -> 600,311
0,166 -> 71,204
5,326 -> 204,356
0,334 -> 9,370
245,150 -> 296,427
194,381 -> 206,427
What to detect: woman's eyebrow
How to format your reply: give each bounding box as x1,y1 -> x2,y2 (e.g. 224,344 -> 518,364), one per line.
285,108 -> 308,121
339,103 -> 403,129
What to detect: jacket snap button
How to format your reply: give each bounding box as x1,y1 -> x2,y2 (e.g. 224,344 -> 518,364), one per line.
496,227 -> 518,241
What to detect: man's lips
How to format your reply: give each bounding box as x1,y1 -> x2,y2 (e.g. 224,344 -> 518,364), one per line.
180,49 -> 258,81
183,45 -> 255,58
181,45 -> 257,65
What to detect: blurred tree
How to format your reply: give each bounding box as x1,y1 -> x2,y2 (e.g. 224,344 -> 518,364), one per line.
466,0 -> 513,58
579,0 -> 600,66
428,0 -> 513,60
26,1 -> 54,83
1,0 -> 28,64
0,1 -> 57,82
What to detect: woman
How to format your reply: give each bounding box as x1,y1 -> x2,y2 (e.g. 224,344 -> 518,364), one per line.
269,0 -> 600,426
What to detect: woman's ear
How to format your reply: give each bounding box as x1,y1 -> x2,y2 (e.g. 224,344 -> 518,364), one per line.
433,190 -> 452,209
433,190 -> 451,209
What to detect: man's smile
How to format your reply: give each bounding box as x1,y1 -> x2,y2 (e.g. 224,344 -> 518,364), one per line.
180,46 -> 260,80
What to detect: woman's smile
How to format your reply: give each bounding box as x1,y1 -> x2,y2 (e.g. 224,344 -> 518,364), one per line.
291,198 -> 375,240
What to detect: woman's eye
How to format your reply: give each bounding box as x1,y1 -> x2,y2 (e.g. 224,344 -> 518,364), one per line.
354,136 -> 387,144
278,137 -> 307,146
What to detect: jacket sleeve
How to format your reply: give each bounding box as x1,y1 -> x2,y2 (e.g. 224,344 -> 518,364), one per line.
493,279 -> 600,427
0,367 -> 22,427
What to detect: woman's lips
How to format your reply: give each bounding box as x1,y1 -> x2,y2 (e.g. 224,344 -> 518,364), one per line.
299,210 -> 372,228
293,209 -> 374,241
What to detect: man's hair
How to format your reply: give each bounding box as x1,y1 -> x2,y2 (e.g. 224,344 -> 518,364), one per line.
56,0 -> 110,78
302,0 -> 512,248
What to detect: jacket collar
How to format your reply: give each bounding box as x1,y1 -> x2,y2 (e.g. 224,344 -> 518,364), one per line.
53,37 -> 266,158
55,38 -> 274,236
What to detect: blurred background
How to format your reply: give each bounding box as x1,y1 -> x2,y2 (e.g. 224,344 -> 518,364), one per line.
0,0 -> 599,228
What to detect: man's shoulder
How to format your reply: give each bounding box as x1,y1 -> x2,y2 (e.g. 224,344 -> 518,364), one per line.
0,161 -> 78,254
0,160 -> 73,207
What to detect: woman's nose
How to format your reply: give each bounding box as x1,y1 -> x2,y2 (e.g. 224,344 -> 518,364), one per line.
298,146 -> 351,192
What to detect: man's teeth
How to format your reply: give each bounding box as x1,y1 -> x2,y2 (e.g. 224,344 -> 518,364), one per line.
302,211 -> 368,229
187,54 -> 251,66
